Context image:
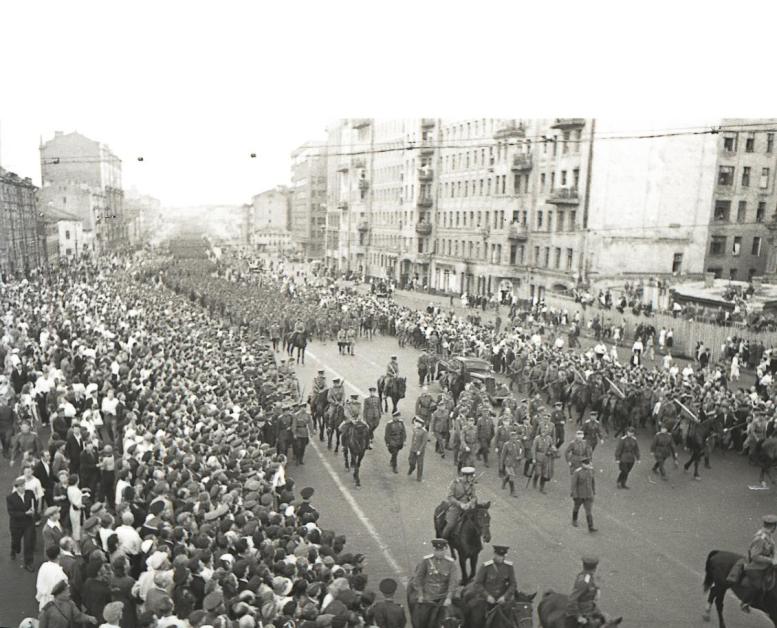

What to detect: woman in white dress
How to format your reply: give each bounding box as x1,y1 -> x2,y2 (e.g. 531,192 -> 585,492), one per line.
67,474 -> 85,541
730,353 -> 741,381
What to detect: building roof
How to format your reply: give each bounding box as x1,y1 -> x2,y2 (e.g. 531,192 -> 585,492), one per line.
41,206 -> 82,224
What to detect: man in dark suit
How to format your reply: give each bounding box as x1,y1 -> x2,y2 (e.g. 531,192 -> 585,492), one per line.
34,450 -> 55,508
65,425 -> 85,475
6,475 -> 36,570
10,361 -> 28,396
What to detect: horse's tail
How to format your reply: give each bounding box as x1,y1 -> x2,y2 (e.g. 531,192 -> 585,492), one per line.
703,550 -> 719,592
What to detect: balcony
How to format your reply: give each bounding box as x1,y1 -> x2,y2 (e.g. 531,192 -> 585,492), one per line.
337,163 -> 349,172
417,139 -> 435,155
494,122 -> 526,140
511,154 -> 533,171
337,201 -> 349,211
352,119 -> 371,129
550,118 -> 585,129
357,220 -> 369,233
421,118 -> 435,128
416,221 -> 433,236
418,167 -> 434,181
547,187 -> 580,204
508,223 -> 528,240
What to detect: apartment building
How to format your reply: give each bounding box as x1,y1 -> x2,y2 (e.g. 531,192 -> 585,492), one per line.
290,142 -> 327,260
0,168 -> 43,277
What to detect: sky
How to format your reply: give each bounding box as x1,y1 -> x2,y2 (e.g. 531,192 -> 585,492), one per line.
2,2 -> 776,208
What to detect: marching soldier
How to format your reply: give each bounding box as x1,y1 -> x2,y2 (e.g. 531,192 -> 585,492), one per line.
494,418 -> 511,476
650,425 -> 677,480
473,545 -> 517,613
276,402 -> 294,458
407,416 -> 429,481
457,416 -> 479,472
418,352 -> 430,386
531,423 -> 557,494
346,325 -> 357,356
269,322 -> 281,352
571,456 -> 597,532
430,404 -> 451,458
476,411 -> 495,468
291,401 -> 312,465
363,387 -> 382,449
551,401 -> 566,448
441,467 -> 478,541
582,411 -> 604,454
565,430 -> 593,474
416,386 -> 436,426
412,539 -> 458,628
337,327 -> 347,354
500,431 -> 524,497
384,410 -> 407,473
614,425 -> 640,489
566,556 -> 602,626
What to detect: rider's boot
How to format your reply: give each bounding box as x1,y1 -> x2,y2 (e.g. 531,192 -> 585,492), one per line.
587,515 -> 598,533
572,509 -> 579,527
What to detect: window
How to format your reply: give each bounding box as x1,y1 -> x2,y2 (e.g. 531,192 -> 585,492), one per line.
544,247 -> 550,267
713,200 -> 730,221
746,134 -> 755,152
554,247 -> 561,269
65,230 -> 71,240
707,267 -> 723,279
573,168 -> 580,189
672,253 -> 683,273
768,133 -> 774,153
550,172 -> 555,191
737,200 -> 747,222
534,246 -> 540,263
729,269 -> 738,280
742,166 -> 751,187
510,244 -> 517,264
710,236 -> 726,256
723,135 -> 737,152
537,210 -> 543,229
752,236 -> 762,256
732,236 -> 741,256
566,248 -> 573,270
718,166 -> 734,185
560,170 -> 567,186
557,210 -> 565,231
757,202 -> 766,222
749,268 -> 758,281
761,167 -> 770,189
569,210 -> 577,230
540,173 -> 546,191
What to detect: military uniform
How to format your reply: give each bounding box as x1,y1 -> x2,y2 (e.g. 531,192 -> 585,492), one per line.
326,383 -> 345,422
457,422 -> 478,470
571,462 -> 596,531
565,438 -> 592,474
614,431 -> 640,488
408,419 -> 429,481
416,392 -> 435,425
474,552 -> 517,603
291,404 -> 312,464
551,406 -> 566,447
275,406 -> 294,457
582,416 -> 603,453
650,429 -> 676,478
363,391 -> 382,444
384,414 -> 407,473
728,515 -> 777,607
531,430 -> 556,492
430,406 -> 450,457
413,543 -> 458,628
566,559 -> 600,624
500,437 -> 524,496
442,473 -> 477,538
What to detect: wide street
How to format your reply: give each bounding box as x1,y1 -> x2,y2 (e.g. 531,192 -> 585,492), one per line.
283,327 -> 773,627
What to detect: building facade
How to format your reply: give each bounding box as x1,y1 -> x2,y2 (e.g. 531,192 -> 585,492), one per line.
290,142 -> 327,260
39,131 -> 127,254
251,187 -> 290,231
41,207 -> 85,263
0,168 -> 43,277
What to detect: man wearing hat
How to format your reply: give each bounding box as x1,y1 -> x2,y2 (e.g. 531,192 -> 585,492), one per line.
566,556 -> 601,626
728,514 -> 777,610
297,487 -> 318,520
500,431 -> 524,497
276,402 -> 294,458
531,423 -> 557,494
386,355 -> 400,390
42,505 -> 64,553
291,401 -> 313,465
614,426 -> 640,489
582,411 -> 604,454
441,466 -> 477,541
327,378 -> 346,425
369,577 -> 406,628
363,387 -> 382,448
650,425 -> 677,480
473,545 -> 517,614
565,430 -> 592,475
407,416 -> 429,481
570,456 -> 597,532
413,539 -> 457,628
6,475 -> 36,570
551,401 -> 566,448
384,410 -> 407,474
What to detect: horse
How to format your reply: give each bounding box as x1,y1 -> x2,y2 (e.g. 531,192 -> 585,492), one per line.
458,584 -> 536,628
286,330 -> 308,364
433,501 -> 492,584
310,389 -> 329,440
406,575 -> 465,628
703,549 -> 777,628
683,416 -> 721,479
754,436 -> 777,487
325,403 -> 346,452
537,591 -> 622,628
377,376 -> 406,413
341,420 -> 371,487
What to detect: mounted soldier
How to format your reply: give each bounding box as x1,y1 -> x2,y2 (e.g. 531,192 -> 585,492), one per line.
727,514 -> 777,612
441,466 -> 478,542
363,386 -> 382,449
326,378 -> 346,421
386,355 -> 400,389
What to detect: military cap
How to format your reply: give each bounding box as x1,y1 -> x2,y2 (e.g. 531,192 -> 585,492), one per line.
318,369 -> 325,374
413,416 -> 425,425
392,410 -> 401,418
350,394 -> 359,400
763,514 -> 777,525
582,556 -> 599,569
333,378 -> 341,384
300,487 -> 314,500
554,401 -> 563,407
431,538 -> 449,549
369,386 -> 377,392
492,545 -> 509,556
391,355 -> 397,359
460,466 -> 476,475
379,577 -> 398,596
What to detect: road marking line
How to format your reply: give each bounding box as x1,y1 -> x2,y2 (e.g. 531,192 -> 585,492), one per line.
305,349 -> 406,582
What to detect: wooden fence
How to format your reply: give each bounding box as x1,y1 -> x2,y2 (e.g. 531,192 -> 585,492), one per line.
539,293 -> 777,361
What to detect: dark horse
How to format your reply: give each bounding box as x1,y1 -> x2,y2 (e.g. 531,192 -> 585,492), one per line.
458,584 -> 536,628
561,379 -> 603,426
341,420 -> 371,487
285,330 -> 308,364
683,416 -> 721,479
433,501 -> 492,584
377,376 -> 406,413
703,549 -> 777,628
406,576 -> 464,628
325,403 -> 346,452
537,591 -> 622,627
310,389 -> 329,440
755,437 -> 777,488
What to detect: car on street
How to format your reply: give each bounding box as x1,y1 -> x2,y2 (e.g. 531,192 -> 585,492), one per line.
438,355 -> 510,405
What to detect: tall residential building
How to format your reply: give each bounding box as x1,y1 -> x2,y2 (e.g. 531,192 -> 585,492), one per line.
290,142 -> 327,259
0,168 -> 43,277
40,206 -> 85,263
39,131 -> 126,254
250,187 -> 290,231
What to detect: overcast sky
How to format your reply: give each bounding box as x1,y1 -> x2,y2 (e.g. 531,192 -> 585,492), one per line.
2,2 -> 776,208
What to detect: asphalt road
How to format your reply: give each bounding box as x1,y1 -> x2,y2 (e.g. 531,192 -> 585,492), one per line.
284,330 -> 774,627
